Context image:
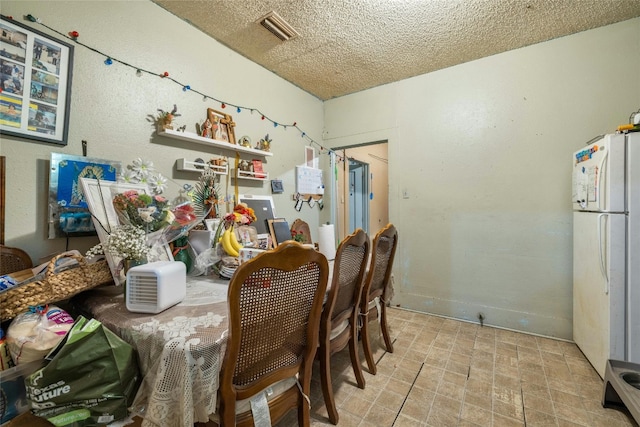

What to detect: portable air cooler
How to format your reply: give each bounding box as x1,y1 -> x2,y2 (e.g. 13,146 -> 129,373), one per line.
126,261 -> 186,314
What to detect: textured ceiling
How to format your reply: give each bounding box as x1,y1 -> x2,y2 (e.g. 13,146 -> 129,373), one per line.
153,0 -> 640,100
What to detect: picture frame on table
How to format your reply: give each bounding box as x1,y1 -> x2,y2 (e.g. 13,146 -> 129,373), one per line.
48,153 -> 121,239
79,178 -> 173,286
267,218 -> 291,248
207,108 -> 236,144
0,15 -> 74,146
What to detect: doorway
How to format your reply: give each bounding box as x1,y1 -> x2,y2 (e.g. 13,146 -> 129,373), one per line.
349,159 -> 369,234
332,141 -> 388,240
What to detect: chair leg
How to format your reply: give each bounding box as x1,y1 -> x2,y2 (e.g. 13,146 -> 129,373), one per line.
320,344 -> 339,424
380,303 -> 394,353
348,329 -> 365,389
361,314 -> 377,375
299,379 -> 311,427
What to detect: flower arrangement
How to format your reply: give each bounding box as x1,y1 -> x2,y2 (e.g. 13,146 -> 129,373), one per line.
120,158 -> 167,195
86,224 -> 150,261
223,203 -> 257,228
291,230 -> 306,243
113,190 -> 172,233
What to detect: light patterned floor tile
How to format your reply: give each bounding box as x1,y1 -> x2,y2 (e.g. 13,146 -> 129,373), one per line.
270,307 -> 639,427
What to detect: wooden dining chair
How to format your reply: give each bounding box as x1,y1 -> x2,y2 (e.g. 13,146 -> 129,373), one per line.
0,244 -> 33,275
319,228 -> 370,424
216,241 -> 329,427
360,223 -> 398,375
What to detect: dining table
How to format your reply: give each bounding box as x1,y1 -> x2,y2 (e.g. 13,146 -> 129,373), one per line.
73,259 -> 334,427
73,276 -> 230,427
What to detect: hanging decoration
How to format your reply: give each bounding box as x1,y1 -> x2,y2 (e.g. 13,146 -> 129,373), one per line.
21,13 -> 344,163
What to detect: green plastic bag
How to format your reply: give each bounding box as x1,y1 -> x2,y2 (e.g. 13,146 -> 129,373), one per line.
25,316 -> 140,426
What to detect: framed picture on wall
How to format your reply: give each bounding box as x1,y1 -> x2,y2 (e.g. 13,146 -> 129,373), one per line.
0,15 -> 74,146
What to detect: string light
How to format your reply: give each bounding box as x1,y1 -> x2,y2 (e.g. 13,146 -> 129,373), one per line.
24,13 -> 344,163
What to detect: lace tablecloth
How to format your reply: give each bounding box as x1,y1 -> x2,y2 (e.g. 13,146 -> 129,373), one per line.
76,277 -> 230,427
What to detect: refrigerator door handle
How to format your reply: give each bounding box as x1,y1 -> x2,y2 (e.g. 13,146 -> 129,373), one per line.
597,213 -> 609,294
597,150 -> 608,212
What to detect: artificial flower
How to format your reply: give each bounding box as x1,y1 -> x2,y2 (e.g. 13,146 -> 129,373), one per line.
148,173 -> 168,194
113,190 -> 171,233
223,203 -> 257,228
86,224 -> 150,261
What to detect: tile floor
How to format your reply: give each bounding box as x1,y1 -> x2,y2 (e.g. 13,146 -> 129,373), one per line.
279,307 -> 637,427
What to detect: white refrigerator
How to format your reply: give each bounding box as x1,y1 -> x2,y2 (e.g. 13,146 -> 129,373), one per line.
572,132 -> 640,378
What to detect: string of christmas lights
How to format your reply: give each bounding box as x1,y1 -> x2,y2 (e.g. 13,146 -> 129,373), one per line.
21,13 -> 345,162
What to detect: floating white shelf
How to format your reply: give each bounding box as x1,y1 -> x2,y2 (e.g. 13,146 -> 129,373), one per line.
158,129 -> 273,157
232,168 -> 269,181
176,158 -> 228,175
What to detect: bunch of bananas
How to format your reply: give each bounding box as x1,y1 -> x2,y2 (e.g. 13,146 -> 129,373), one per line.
220,226 -> 242,257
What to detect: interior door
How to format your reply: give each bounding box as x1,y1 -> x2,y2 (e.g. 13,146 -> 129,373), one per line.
348,160 -> 368,234
573,211 -> 625,378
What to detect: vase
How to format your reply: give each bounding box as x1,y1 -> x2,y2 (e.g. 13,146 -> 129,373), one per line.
172,236 -> 192,272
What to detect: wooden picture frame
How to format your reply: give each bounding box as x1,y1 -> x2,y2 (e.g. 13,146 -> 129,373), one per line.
79,178 -> 173,286
0,15 -> 74,146
207,108 -> 236,144
267,218 -> 291,248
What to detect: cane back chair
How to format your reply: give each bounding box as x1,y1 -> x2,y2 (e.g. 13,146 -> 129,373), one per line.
0,245 -> 33,276
319,228 -> 370,424
360,223 -> 398,375
217,241 -> 329,427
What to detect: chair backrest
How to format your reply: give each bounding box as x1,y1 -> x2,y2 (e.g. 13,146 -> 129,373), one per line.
0,245 -> 33,275
361,224 -> 398,306
220,241 -> 329,402
290,219 -> 312,245
321,229 -> 369,333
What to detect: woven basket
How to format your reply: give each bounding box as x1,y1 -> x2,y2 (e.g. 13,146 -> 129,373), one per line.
0,253 -> 113,321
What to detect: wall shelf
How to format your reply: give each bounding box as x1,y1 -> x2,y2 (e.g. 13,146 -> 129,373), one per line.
158,129 -> 273,157
232,168 -> 269,181
176,158 -> 228,175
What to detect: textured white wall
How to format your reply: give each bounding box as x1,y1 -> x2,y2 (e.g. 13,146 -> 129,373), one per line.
0,1 -> 323,264
324,18 -> 640,339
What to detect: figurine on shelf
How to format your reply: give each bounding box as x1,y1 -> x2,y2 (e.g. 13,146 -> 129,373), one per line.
257,134 -> 272,152
157,104 -> 181,130
238,160 -> 252,172
238,135 -> 252,148
209,157 -> 227,167
201,118 -> 213,138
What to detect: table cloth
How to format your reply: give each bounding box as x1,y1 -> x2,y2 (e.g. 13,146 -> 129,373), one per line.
75,278 -> 229,427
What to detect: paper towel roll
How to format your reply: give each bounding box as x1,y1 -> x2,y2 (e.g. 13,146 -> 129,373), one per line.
317,224 -> 336,261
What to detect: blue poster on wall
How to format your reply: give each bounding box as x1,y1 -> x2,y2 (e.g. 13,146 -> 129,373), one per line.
48,153 -> 121,238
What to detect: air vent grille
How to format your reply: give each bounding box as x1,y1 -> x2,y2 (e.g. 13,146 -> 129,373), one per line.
128,273 -> 158,305
258,11 -> 299,41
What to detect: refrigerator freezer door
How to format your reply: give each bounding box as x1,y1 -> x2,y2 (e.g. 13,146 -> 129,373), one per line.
572,134 -> 625,213
573,211 -> 625,378
627,132 -> 640,363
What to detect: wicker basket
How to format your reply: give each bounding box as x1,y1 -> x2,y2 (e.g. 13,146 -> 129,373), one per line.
0,253 -> 113,321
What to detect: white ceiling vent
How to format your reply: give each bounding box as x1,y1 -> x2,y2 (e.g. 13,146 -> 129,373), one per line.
258,11 -> 299,41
